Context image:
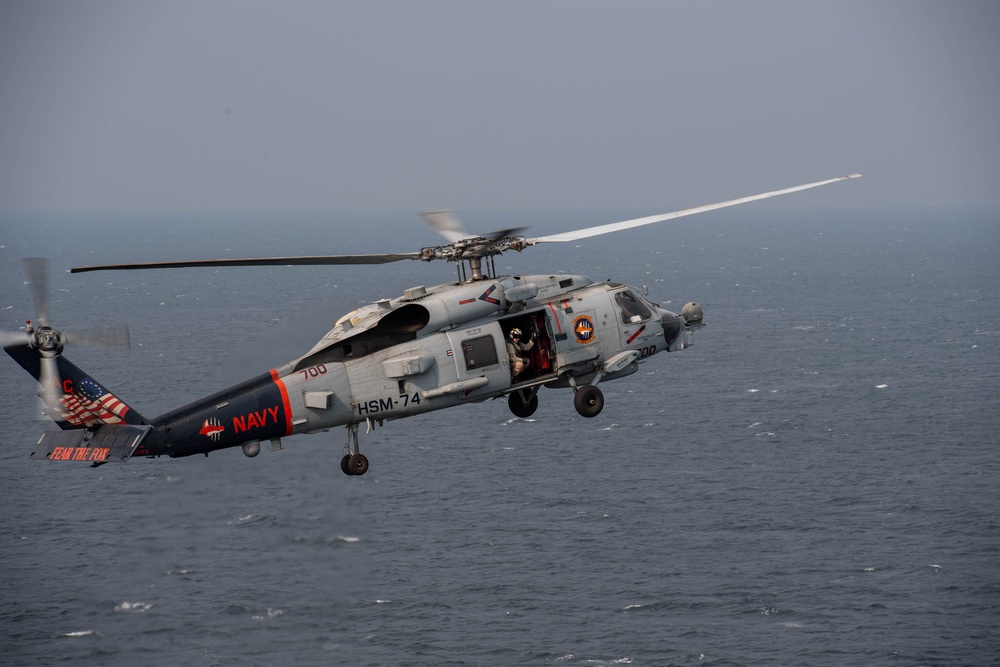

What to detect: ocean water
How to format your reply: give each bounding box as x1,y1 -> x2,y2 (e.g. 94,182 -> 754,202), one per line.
1,207 -> 998,666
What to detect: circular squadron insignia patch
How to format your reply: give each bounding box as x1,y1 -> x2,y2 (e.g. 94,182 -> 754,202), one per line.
573,315 -> 595,344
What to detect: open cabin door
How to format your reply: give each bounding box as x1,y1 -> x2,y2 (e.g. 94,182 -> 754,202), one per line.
444,321 -> 510,401
498,309 -> 558,386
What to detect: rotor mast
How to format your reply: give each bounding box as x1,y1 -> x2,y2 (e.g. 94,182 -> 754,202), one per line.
450,255 -> 494,282
467,256 -> 485,281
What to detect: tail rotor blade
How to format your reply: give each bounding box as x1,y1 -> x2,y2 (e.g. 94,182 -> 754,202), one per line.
21,257 -> 50,326
65,325 -> 131,350
37,354 -> 63,420
1,331 -> 29,347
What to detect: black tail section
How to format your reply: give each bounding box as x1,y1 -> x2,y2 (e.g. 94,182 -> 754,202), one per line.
4,344 -> 146,429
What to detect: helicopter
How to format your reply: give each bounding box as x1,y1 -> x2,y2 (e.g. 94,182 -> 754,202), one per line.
3,174 -> 862,474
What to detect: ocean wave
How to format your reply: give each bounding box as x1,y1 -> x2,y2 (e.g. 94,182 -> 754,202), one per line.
292,534 -> 363,545
252,608 -> 284,621
62,630 -> 99,638
227,513 -> 277,526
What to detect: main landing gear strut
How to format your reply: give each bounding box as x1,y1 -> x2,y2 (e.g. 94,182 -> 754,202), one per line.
341,423 -> 369,476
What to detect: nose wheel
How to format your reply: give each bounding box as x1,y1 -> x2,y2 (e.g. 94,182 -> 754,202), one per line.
341,424 -> 369,476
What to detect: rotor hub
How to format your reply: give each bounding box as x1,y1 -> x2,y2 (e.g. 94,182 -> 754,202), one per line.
32,325 -> 65,357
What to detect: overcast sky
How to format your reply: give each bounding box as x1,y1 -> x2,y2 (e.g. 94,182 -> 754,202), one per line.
1,0 -> 997,213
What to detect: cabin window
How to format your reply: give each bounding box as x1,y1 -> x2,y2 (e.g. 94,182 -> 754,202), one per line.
462,335 -> 498,371
615,290 -> 651,324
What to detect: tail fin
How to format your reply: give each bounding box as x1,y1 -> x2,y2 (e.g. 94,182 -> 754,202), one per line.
5,344 -> 146,429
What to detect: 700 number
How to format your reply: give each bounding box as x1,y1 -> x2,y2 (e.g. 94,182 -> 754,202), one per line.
299,364 -> 328,380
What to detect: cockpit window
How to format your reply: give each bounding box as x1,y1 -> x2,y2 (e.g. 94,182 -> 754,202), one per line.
615,290 -> 652,324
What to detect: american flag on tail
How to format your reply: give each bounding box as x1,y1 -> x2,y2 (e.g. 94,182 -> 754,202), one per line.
59,378 -> 130,427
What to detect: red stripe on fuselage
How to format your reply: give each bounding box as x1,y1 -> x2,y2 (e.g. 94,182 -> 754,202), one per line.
270,369 -> 293,435
547,302 -> 563,333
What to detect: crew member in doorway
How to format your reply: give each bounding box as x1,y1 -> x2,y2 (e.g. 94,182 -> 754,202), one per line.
507,327 -> 536,379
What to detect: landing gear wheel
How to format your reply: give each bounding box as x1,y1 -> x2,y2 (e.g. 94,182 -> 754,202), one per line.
341,424 -> 369,476
508,390 -> 539,418
347,453 -> 369,476
574,385 -> 604,418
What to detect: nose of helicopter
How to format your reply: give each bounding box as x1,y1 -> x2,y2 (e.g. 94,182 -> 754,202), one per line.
659,302 -> 704,351
659,309 -> 683,348
660,310 -> 684,347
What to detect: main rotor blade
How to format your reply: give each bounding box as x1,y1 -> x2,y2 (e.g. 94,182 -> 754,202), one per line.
421,210 -> 470,244
71,253 -> 423,273
526,173 -> 864,245
483,226 -> 529,242
21,257 -> 50,325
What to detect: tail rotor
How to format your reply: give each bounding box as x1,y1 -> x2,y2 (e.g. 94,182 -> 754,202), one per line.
3,258 -> 131,420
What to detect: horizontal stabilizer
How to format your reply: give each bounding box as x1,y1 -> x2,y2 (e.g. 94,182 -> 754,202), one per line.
31,424 -> 153,463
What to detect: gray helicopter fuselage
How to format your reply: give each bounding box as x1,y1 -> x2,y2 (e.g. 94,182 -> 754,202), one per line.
269,273 -> 695,438
10,272 -> 699,461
